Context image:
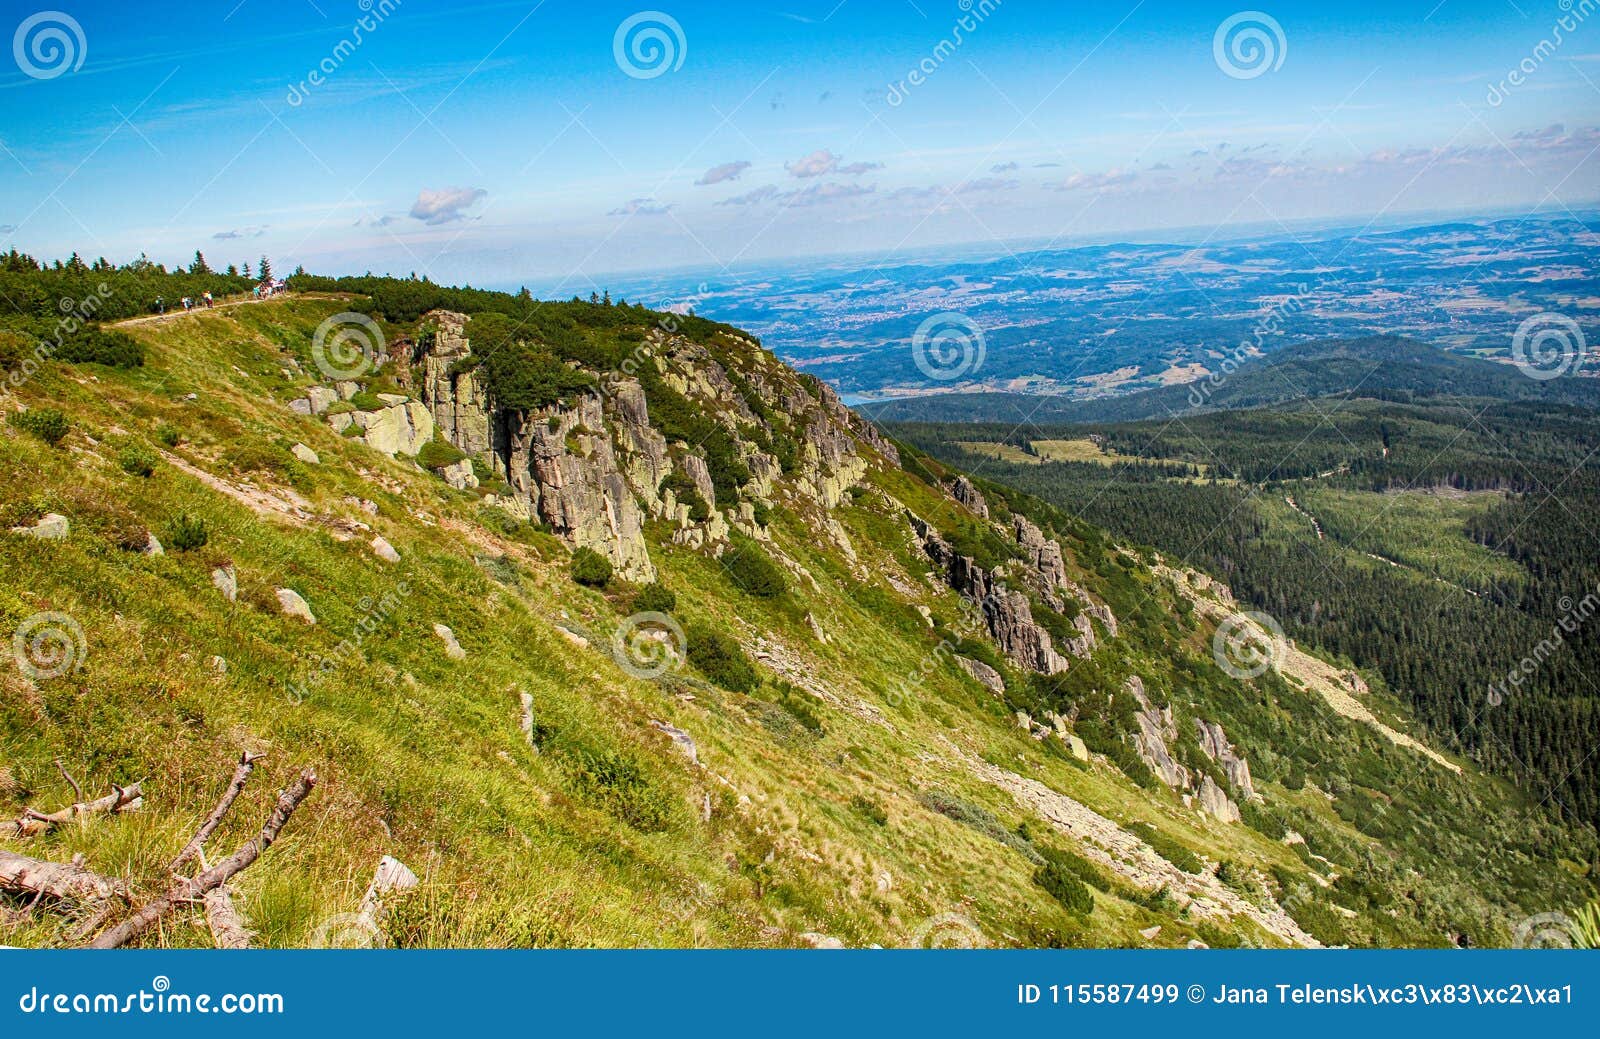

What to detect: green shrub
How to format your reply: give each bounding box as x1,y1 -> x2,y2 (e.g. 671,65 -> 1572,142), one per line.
659,470 -> 710,522
349,391 -> 386,412
751,500 -> 772,527
1129,822 -> 1203,873
850,793 -> 888,826
9,408 -> 70,446
721,536 -> 785,598
685,622 -> 758,693
1035,858 -> 1095,916
118,444 -> 157,477
57,327 -> 144,368
633,583 -> 677,614
164,513 -> 209,552
570,547 -> 613,588
564,747 -> 675,833
919,789 -> 1044,865
417,439 -> 467,471
324,400 -> 355,416
772,681 -> 825,734
9,406 -> 70,445
156,424 -> 181,447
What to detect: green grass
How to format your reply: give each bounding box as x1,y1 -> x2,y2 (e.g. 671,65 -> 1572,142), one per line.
0,295 -> 1589,951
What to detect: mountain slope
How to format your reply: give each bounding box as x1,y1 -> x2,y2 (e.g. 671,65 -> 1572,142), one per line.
0,291 -> 1591,950
858,336 -> 1600,424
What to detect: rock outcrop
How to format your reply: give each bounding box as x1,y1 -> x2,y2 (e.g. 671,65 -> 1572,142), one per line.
1196,719 -> 1256,801
957,656 -> 1005,695
1127,676 -> 1190,790
949,476 -> 989,517
1197,775 -> 1241,823
908,513 -> 1070,675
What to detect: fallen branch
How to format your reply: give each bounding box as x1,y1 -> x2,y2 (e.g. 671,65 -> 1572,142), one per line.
203,887 -> 251,950
54,759 -> 84,802
89,768 -> 316,950
0,850 -> 126,903
9,782 -> 144,838
168,752 -> 265,873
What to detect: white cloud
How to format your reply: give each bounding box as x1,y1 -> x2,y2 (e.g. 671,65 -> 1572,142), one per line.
696,160 -> 752,186
409,186 -> 487,225
785,148 -> 840,178
608,197 -> 675,217
1047,168 -> 1138,192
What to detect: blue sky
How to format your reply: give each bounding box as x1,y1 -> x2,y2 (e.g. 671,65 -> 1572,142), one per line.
2,0 -> 1597,291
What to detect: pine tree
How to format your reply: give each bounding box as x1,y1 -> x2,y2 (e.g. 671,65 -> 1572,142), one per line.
190,250 -> 211,275
257,256 -> 272,281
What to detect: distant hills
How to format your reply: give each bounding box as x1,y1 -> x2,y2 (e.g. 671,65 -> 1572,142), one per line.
857,336 -> 1600,424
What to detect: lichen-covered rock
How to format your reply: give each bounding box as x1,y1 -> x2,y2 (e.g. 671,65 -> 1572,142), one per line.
957,656 -> 1005,695
361,401 -> 434,457
370,535 -> 400,563
9,513 -> 69,540
983,588 -> 1070,674
276,588 -> 316,624
212,565 -> 238,602
1196,719 -> 1256,801
950,475 -> 989,517
1198,774 -> 1241,823
440,458 -> 477,491
306,386 -> 339,415
291,443 -> 320,465
511,395 -> 656,583
433,623 -> 466,660
1127,676 -> 1190,790
418,311 -> 496,462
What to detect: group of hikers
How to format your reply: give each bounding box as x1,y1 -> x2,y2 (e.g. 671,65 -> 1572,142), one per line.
153,291 -> 214,313
151,278 -> 287,314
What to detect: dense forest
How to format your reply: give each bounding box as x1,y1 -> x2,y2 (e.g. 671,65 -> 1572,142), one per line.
891,394 -> 1600,830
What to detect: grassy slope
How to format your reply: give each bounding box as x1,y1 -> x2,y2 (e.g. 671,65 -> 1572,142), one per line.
0,297 -> 1588,949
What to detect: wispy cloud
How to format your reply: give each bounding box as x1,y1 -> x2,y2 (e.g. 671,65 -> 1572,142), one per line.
410,187 -> 486,225
609,197 -> 675,217
212,226 -> 268,240
696,160 -> 752,186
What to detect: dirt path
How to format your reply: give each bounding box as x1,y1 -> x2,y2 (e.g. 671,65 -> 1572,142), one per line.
112,294 -> 290,327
